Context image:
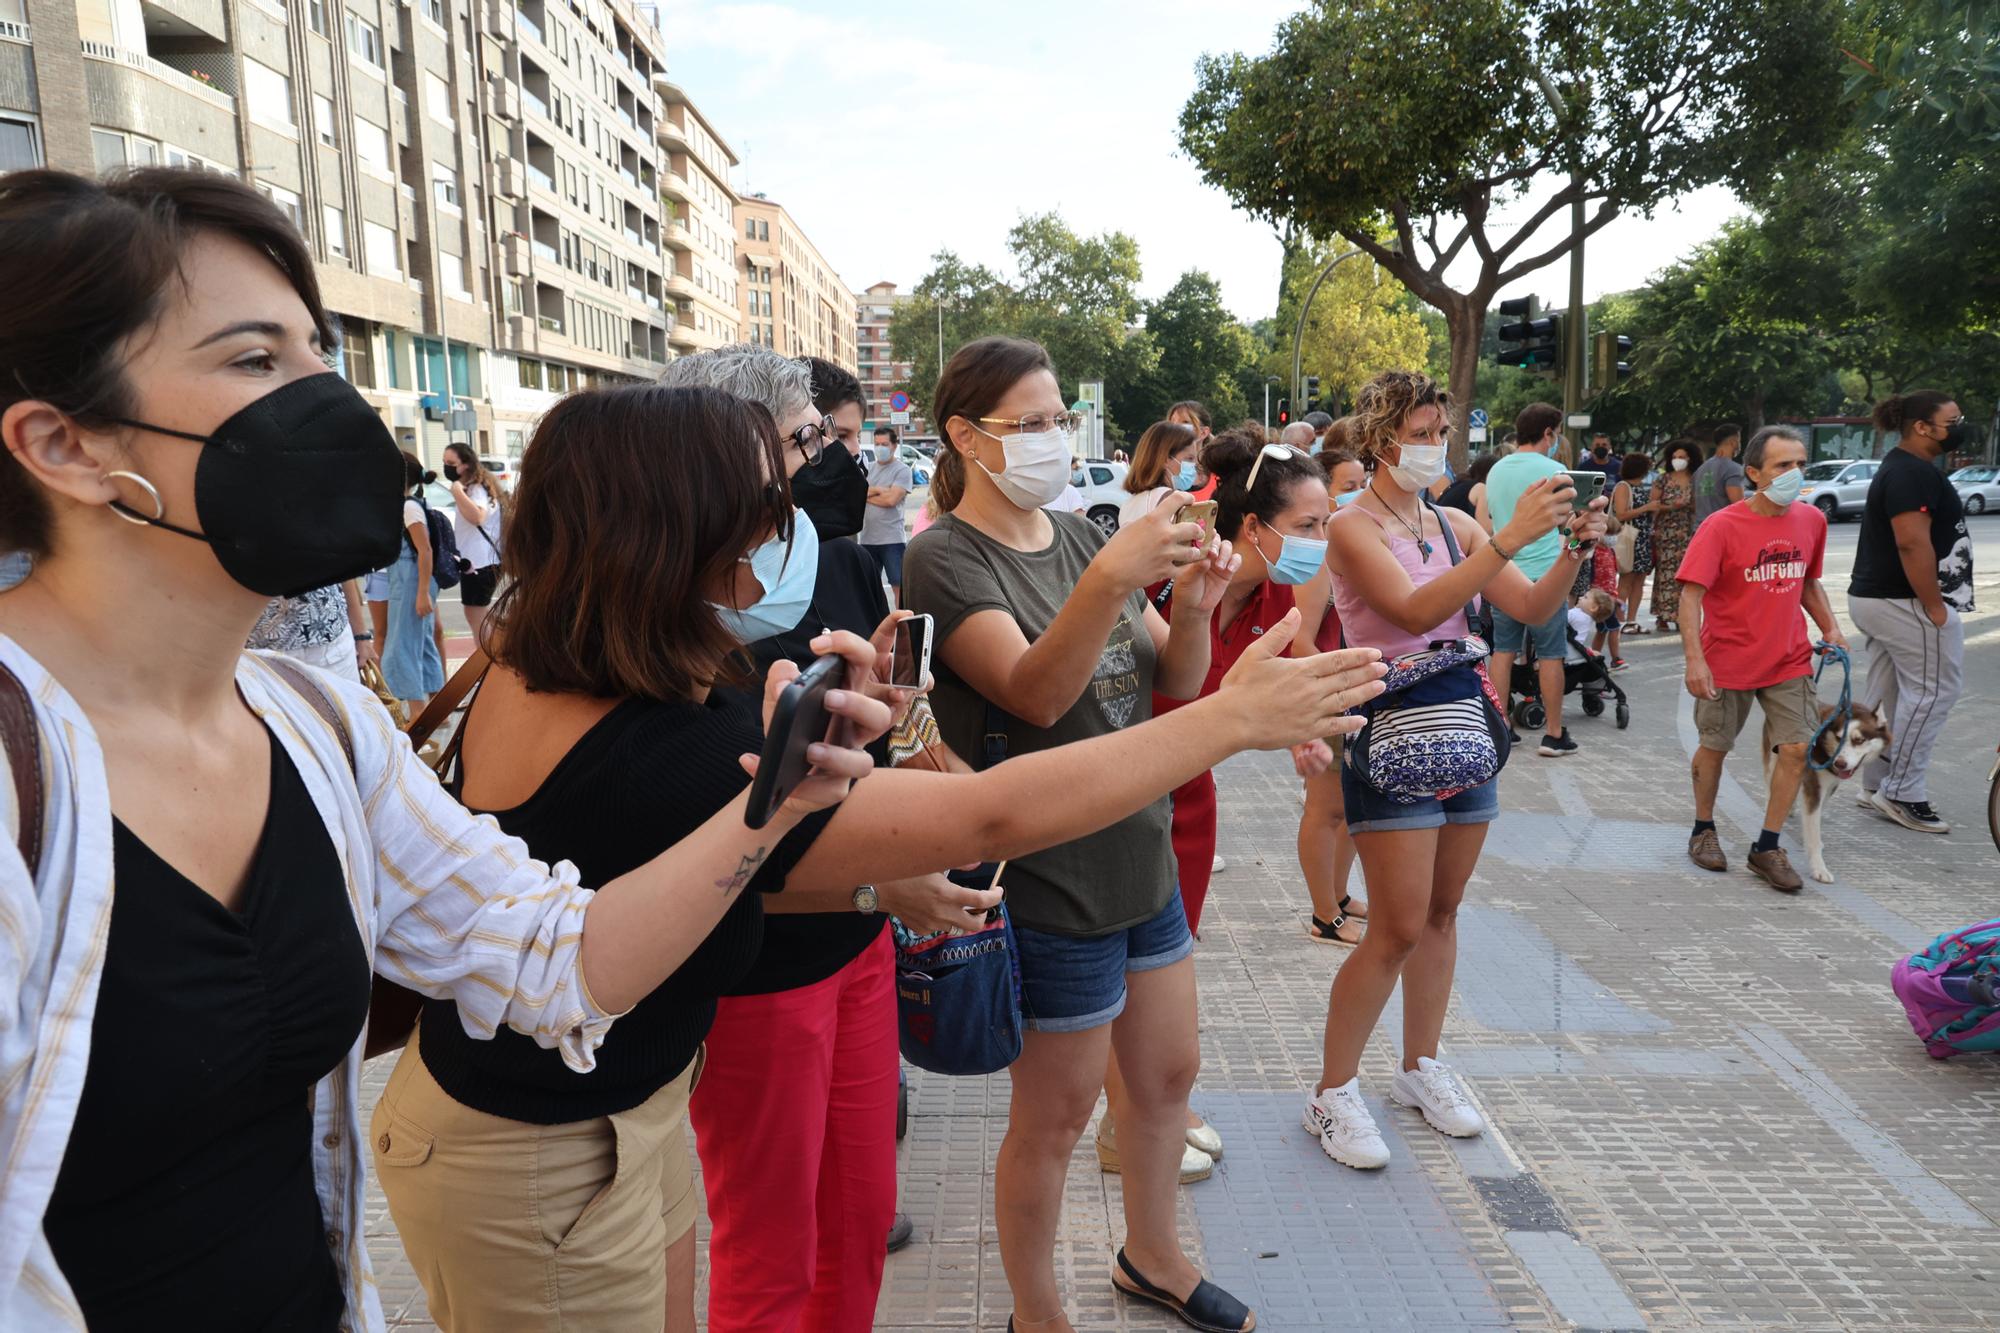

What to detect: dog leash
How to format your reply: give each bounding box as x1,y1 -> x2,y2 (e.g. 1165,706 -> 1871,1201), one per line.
1807,642 -> 1852,772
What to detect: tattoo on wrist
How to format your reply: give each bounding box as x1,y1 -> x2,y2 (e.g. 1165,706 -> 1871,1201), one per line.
713,847 -> 770,897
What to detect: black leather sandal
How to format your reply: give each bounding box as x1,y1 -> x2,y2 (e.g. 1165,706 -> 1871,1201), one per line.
1308,897 -> 1363,947
1112,1248 -> 1256,1332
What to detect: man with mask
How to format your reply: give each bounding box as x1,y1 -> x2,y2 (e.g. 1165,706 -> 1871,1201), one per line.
659,346 -> 985,1322
861,423 -> 914,601
1587,432 -> 1620,482
1479,403 -> 1576,756
1846,390 -> 1973,833
1677,426 -> 1846,889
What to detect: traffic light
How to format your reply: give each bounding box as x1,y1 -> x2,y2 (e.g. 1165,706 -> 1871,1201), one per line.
1498,296 -> 1562,378
1305,375 -> 1322,415
1591,331 -> 1633,394
1276,398 -> 1291,426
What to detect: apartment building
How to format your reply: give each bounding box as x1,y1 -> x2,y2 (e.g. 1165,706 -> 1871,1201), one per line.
855,280 -> 927,435
737,193 -> 854,369
0,0 -> 731,463
655,78 -> 738,355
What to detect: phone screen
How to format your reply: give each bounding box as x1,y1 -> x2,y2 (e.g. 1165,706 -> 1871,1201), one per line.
890,614 -> 933,692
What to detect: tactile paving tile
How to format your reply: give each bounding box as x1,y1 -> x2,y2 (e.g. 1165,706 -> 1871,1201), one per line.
1183,1091 -> 1513,1330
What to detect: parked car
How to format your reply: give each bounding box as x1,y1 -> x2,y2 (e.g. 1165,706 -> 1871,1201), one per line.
1796,459 -> 1878,520
1951,465 -> 2000,514
478,455 -> 516,491
903,435 -> 941,458
896,444 -> 930,487
1075,459 -> 1131,539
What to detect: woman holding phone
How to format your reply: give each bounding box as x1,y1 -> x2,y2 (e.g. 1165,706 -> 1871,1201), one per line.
0,166 -> 894,1333
1306,369 -> 1604,1173
370,375 -> 1388,1333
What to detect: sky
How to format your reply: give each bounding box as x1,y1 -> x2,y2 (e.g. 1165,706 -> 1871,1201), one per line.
650,0 -> 1749,321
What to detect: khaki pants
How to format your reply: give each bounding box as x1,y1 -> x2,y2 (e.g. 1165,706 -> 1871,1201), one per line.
371,1027 -> 701,1332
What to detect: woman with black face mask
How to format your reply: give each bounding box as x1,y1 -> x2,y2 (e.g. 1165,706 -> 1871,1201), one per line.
0,167 -> 893,1333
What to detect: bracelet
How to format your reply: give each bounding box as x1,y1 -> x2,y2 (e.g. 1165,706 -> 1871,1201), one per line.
1488,538 -> 1516,562
352,632 -> 374,641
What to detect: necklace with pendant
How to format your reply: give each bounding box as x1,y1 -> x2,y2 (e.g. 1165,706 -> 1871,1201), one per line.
1371,483 -> 1433,561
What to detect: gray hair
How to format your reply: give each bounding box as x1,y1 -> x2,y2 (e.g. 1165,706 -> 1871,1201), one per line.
658,343 -> 813,423
1742,424 -> 1806,473
1279,420 -> 1318,448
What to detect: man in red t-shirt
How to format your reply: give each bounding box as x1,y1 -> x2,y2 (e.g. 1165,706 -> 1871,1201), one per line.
1676,426 -> 1849,891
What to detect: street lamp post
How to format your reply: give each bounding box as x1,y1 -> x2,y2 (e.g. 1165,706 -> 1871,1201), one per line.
1263,375 -> 1282,432
1292,249 -> 1362,406
1532,70 -> 1587,427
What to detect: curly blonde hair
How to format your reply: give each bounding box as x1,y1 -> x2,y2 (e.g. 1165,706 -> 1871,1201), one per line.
1349,369 -> 1451,463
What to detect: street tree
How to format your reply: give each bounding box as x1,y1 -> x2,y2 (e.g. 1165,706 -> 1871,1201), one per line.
1277,241 -> 1430,415
1140,270 -> 1259,426
1178,0 -> 1846,457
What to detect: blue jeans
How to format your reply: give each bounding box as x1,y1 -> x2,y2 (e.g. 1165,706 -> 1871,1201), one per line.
1489,601 -> 1567,658
1010,893 -> 1193,1033
382,544 -> 444,702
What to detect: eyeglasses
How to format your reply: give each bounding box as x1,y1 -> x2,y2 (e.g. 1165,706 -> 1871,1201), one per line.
787,415 -> 834,466
977,410 -> 1084,436
1245,442 -> 1306,491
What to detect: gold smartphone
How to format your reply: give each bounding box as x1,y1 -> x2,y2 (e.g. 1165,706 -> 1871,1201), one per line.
1181,499 -> 1220,546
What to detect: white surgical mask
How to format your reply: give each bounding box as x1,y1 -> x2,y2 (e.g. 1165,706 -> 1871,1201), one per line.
1385,442 -> 1447,492
973,425 -> 1074,510
1672,456 -> 1689,472
875,445 -> 895,462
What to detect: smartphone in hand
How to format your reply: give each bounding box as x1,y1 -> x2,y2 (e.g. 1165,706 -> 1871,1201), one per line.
1558,469 -> 1607,512
888,613 -> 934,693
1181,499 -> 1220,547
745,654 -> 844,829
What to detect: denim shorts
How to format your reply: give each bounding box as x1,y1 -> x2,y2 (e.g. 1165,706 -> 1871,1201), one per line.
1488,601 -> 1567,658
1011,893 -> 1193,1033
1340,760 -> 1500,835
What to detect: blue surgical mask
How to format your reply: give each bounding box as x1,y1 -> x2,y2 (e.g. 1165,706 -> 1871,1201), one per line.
1257,528 -> 1328,585
711,510 -> 820,642
1173,460 -> 1198,491
1334,489 -> 1361,508
1761,468 -> 1804,508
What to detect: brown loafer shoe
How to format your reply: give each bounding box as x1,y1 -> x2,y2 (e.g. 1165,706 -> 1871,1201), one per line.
1688,827 -> 1726,872
1747,846 -> 1803,892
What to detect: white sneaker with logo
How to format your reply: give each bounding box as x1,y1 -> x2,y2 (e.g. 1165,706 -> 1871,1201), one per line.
1390,1057 -> 1486,1138
1302,1079 -> 1390,1169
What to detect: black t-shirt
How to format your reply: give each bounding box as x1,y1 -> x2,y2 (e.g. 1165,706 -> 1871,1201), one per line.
1437,475 -> 1479,516
416,693 -> 832,1124
1849,447 -> 1975,611
725,534 -> 892,995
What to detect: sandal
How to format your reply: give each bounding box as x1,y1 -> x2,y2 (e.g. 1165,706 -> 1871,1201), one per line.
1112,1249 -> 1256,1333
1339,893 -> 1368,921
1308,908 -> 1362,947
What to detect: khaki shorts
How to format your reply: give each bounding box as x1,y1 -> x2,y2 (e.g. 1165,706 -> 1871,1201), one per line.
1694,675 -> 1814,754
371,1027 -> 702,1332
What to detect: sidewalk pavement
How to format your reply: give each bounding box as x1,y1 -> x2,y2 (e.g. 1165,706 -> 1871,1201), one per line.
364,611 -> 2000,1331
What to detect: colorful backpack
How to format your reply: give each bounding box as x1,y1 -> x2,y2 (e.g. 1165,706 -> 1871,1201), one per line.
1891,918 -> 2000,1058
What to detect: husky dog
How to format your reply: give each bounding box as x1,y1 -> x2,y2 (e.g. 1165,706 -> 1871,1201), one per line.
1765,700 -> 1891,884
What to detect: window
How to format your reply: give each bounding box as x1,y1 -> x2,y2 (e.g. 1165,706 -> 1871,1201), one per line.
424,72 -> 452,125
259,182 -> 303,232
363,220 -> 400,277
322,205 -> 347,258
422,0 -> 445,25
518,358 -> 542,390
91,129 -> 126,173
312,94 -> 337,147
432,163 -> 461,211
353,117 -> 391,175
757,220 -> 769,241
308,0 -> 327,35
504,279 -> 523,315
346,14 -> 383,67
440,251 -> 467,297
745,217 -> 754,239
341,325 -> 376,389
130,139 -> 156,165
245,59 -> 295,133
504,429 -> 523,456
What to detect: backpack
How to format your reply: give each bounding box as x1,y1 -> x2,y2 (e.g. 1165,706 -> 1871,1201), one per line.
412,492 -> 464,590
1891,918 -> 2000,1058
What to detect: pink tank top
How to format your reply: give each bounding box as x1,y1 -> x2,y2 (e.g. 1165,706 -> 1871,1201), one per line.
1330,503 -> 1478,659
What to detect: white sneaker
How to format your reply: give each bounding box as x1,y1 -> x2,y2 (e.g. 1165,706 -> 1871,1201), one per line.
1856,788 -> 1878,811
1211,853 -> 1226,874
1389,1057 -> 1486,1138
1302,1079 -> 1390,1169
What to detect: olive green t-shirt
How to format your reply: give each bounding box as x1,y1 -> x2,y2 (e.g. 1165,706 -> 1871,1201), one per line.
903,512 -> 1173,937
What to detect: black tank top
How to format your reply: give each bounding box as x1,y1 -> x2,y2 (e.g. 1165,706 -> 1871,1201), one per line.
44,728 -> 369,1330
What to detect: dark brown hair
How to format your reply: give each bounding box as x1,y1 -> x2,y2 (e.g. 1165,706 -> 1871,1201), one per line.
1319,415 -> 1356,455
1203,426 -> 1325,540
1872,390 -> 1955,437
0,167 -> 335,555
1662,437 -> 1705,471
1514,402 -> 1563,448
444,440 -> 512,534
1619,451 -> 1653,482
1125,420 -> 1198,494
1713,422 -> 1742,447
488,385 -> 791,701
930,336 -> 1055,513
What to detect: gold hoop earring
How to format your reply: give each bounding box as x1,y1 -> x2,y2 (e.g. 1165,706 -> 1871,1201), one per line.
103,470 -> 165,525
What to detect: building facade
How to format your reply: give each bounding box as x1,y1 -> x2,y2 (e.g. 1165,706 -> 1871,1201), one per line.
855,280 -> 926,436
0,0 -> 743,463
736,194 -> 854,369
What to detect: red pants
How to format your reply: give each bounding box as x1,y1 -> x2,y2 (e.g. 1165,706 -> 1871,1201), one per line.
1170,769 -> 1218,935
690,929 -> 899,1333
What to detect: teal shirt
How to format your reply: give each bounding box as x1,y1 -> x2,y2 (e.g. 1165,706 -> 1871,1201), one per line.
1484,450 -> 1566,578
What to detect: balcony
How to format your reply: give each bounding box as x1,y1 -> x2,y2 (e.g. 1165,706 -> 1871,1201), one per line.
493,156 -> 524,199
664,217 -> 691,250
659,170 -> 691,204
616,104 -> 636,133
516,8 -> 543,46
0,19 -> 27,42
502,233 -> 530,276
623,226 -> 644,248
143,0 -> 228,44
665,271 -> 696,300
656,116 -> 686,149
527,162 -> 555,195
531,239 -> 558,264
80,40 -> 236,113
520,84 -> 548,121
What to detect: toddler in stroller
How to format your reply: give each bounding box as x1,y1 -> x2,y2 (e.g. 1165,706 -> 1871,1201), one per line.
1500,589 -> 1630,734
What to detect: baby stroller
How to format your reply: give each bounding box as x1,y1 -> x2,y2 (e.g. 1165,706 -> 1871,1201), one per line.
1500,622 -> 1630,733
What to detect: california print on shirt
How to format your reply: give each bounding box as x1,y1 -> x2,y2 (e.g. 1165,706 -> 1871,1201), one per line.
1741,537 -> 1810,597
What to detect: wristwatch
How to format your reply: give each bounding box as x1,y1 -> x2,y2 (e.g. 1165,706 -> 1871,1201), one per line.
852,885 -> 878,915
